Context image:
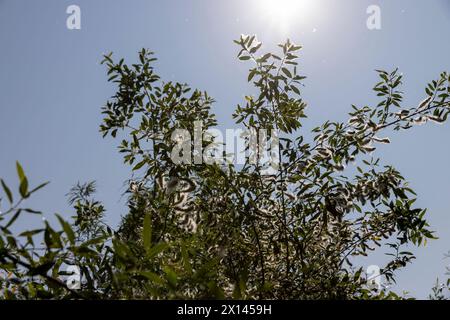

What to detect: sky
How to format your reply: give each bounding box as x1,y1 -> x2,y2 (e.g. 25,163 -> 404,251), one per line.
0,0 -> 449,298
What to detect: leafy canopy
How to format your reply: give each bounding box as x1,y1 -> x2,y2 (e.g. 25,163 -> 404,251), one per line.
1,35 -> 449,299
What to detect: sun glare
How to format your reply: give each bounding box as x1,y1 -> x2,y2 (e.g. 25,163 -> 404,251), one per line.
260,0 -> 317,31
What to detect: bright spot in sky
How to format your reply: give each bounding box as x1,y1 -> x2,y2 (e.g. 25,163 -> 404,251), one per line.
259,0 -> 318,32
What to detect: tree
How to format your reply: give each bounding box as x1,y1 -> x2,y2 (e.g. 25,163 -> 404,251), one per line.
1,35 -> 449,299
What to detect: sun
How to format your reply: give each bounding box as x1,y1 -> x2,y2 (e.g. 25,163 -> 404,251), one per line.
259,0 -> 317,30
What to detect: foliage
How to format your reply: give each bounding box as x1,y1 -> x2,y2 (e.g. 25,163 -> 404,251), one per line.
429,251 -> 450,300
1,35 -> 449,299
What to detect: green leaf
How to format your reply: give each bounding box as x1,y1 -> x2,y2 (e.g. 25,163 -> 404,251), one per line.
248,70 -> 257,82
19,229 -> 44,238
19,177 -> 29,198
16,162 -> 29,198
44,226 -> 53,248
56,214 -> 75,245
249,42 -> 262,54
28,181 -> 50,195
5,209 -> 21,228
143,212 -> 152,252
137,271 -> 165,285
1,179 -> 13,204
282,68 -> 292,78
162,266 -> 178,287
258,53 -> 271,63
16,161 -> 25,181
147,242 -> 169,259
132,160 -> 146,171
23,208 -> 42,215
290,85 -> 300,95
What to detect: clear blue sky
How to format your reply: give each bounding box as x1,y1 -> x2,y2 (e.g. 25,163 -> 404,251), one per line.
0,0 -> 449,298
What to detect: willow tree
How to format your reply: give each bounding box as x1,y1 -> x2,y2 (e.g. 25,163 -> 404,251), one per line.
1,35 -> 449,299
